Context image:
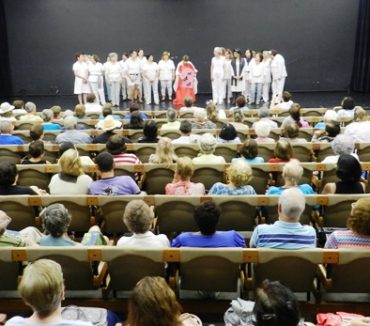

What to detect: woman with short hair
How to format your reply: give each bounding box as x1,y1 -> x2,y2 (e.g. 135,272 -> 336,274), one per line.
232,139 -> 264,164
193,133 -> 225,164
216,124 -> 241,144
254,120 -> 275,144
192,107 -> 216,129
268,140 -> 293,163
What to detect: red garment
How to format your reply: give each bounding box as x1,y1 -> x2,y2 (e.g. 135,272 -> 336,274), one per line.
173,62 -> 196,108
267,158 -> 290,163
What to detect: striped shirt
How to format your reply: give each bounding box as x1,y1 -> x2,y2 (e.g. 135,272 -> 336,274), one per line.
325,230 -> 370,249
113,153 -> 142,165
250,221 -> 316,249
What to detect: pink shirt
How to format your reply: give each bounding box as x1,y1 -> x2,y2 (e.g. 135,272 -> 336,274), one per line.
165,181 -> 205,195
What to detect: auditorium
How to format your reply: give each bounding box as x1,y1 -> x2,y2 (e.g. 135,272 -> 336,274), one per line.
0,0 -> 370,325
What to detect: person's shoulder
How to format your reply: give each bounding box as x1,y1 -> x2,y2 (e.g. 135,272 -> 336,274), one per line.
298,184 -> 315,194
78,174 -> 93,182
116,236 -> 131,247
5,316 -> 27,325
266,186 -> 281,195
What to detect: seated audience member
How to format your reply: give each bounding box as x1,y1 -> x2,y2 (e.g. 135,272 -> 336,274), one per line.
149,137 -> 177,166
192,107 -> 216,129
206,101 -> 226,121
84,93 -> 102,115
232,139 -> 264,164
172,201 -> 245,247
117,200 -> 170,247
0,120 -> 24,145
321,134 -> 358,163
268,140 -> 293,163
252,106 -> 278,129
19,101 -> 43,122
161,109 -> 180,130
230,109 -> 249,130
93,115 -> 130,144
344,106 -> 370,142
138,120 -> 159,143
0,102 -> 16,122
58,141 -> 74,157
216,124 -> 241,144
272,91 -> 293,111
12,99 -> 27,117
89,152 -> 140,195
5,259 -> 93,326
21,140 -> 48,164
322,154 -> 365,194
312,120 -> 340,143
30,124 -> 44,141
209,160 -> 256,195
253,280 -> 303,326
74,104 -> 86,120
325,198 -> 370,248
250,188 -> 316,249
179,96 -> 198,114
314,109 -> 338,129
193,133 -> 226,164
281,123 -> 307,143
99,103 -> 120,120
0,161 -> 46,195
267,159 -> 316,195
124,111 -> 144,130
123,102 -> 148,121
281,103 -> 309,129
39,204 -> 79,246
165,156 -> 205,195
40,109 -> 62,131
51,105 -> 63,121
106,134 -> 141,164
254,120 -> 275,144
171,120 -> 200,144
336,96 -> 356,120
56,116 -> 92,144
230,95 -> 249,111
49,149 -> 93,194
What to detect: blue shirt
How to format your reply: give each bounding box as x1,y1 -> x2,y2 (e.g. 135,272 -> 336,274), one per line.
250,221 -> 316,249
40,235 -> 76,246
124,113 -> 148,121
0,134 -> 24,145
43,122 -> 63,131
232,157 -> 264,164
172,230 -> 245,248
314,122 -> 326,129
209,183 -> 256,195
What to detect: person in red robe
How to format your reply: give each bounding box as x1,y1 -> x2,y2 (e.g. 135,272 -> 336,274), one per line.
173,55 -> 198,108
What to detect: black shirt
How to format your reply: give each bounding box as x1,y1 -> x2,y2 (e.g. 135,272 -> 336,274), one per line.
0,185 -> 37,195
93,131 -> 132,144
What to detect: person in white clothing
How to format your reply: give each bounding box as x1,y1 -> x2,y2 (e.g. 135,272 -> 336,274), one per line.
116,199 -> 169,248
87,54 -> 105,105
270,49 -> 288,105
272,91 -> 293,111
249,53 -> 264,105
138,49 -> 147,102
158,51 -> 175,101
103,54 -> 112,102
84,93 -> 102,115
193,133 -> 226,164
142,54 -> 159,105
224,49 -> 233,105
344,107 -> 370,142
210,47 -> 226,105
172,120 -> 200,144
72,52 -> 90,104
104,52 -> 121,107
125,50 -> 142,102
261,50 -> 272,103
242,49 -> 254,103
119,53 -> 128,101
231,49 -> 246,104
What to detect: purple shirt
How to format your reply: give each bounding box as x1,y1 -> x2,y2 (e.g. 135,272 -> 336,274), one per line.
88,176 -> 140,195
171,230 -> 245,248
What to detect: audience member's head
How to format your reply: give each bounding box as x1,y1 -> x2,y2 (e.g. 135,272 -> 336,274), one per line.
240,139 -> 259,160
331,134 -> 355,156
254,279 -> 300,326
233,109 -> 244,123
0,161 -> 17,187
51,105 -> 62,119
102,104 -> 113,117
282,91 -> 292,103
95,152 -> 114,173
289,103 -> 302,126
30,124 -> 44,141
29,140 -> 45,159
0,102 -> 14,117
143,120 -> 158,140
194,201 -> 221,236
219,124 -> 237,142
336,154 -> 362,183
227,160 -> 252,188
282,159 -> 303,186
198,133 -> 217,155
255,121 -> 272,138
58,148 -> 83,177
24,101 -> 37,114
128,111 -> 144,129
179,120 -> 192,135
86,93 -> 96,103
12,100 -> 24,110
236,95 -> 246,108
274,140 -> 293,161
341,96 -> 355,111
0,120 -> 13,134
283,123 -> 299,140
193,108 -> 207,123
129,102 -> 141,113
106,134 -> 127,155
184,96 -> 193,108
353,106 -> 368,122
167,109 -> 177,123
74,104 -> 86,119
278,188 -> 305,222
58,142 -> 74,157
206,102 -> 218,122
175,156 -> 194,182
152,137 -> 177,166
97,115 -> 122,131
63,116 -> 78,130
128,276 -> 181,326
123,200 -> 154,234
348,198 -> 370,236
323,110 -> 337,123
41,109 -> 54,122
325,121 -> 340,138
41,203 -> 71,238
258,106 -> 270,119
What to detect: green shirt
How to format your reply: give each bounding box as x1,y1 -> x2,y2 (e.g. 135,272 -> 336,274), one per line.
0,234 -> 26,247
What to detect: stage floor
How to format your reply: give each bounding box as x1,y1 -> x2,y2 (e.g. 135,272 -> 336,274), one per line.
5,91 -> 370,112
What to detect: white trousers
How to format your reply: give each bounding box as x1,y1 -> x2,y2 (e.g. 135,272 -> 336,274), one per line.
143,79 -> 159,104
212,77 -> 225,104
250,82 -> 263,104
271,77 -> 286,103
262,82 -> 271,103
225,78 -> 232,99
110,81 -> 121,106
243,79 -> 252,101
90,81 -> 106,105
121,78 -> 127,100
160,80 -> 173,98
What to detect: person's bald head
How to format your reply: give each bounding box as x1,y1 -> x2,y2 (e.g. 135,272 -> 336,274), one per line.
278,188 -> 305,222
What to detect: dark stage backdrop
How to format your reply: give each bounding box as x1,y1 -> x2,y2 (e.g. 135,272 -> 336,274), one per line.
3,0 -> 359,96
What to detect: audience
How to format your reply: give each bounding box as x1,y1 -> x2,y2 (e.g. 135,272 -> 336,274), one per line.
230,109 -> 249,130
124,111 -> 144,130
56,116 -> 92,144
165,156 -> 205,195
117,200 -> 170,247
148,137 -> 177,166
230,95 -> 249,111
268,140 -> 293,163
192,107 -> 216,129
123,103 -> 148,121
100,103 -> 120,120
325,198 -> 370,248
172,201 -> 245,247
179,96 -> 198,114
106,134 -> 141,165
74,104 -> 86,120
216,124 -> 241,144
232,139 -> 264,164
206,101 -> 226,121
281,103 -> 309,129
281,123 -> 307,143
209,160 -> 256,195
0,102 -> 16,122
254,120 -> 275,144
161,109 -> 180,130
272,91 -> 294,111
252,106 -> 278,129
138,120 -> 159,143
21,140 -> 48,164
250,188 -> 316,249
344,106 -> 370,142
93,115 -> 130,144
19,102 -> 43,122
312,120 -> 340,143
89,152 -> 140,195
41,109 -> 62,131
49,149 -> 93,194
322,154 -> 365,194
336,96 -> 356,119
314,109 -> 338,129
0,120 -> 24,145
84,93 -> 102,115
193,133 -> 225,164
171,120 -> 200,144
30,124 -> 44,141
321,134 -> 358,163
51,105 -> 63,121
12,99 -> 27,117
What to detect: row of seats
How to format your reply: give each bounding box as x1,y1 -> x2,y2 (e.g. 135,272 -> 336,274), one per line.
2,194 -> 367,234
0,247 -> 368,302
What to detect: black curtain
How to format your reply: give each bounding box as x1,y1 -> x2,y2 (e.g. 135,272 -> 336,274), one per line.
351,0 -> 370,92
0,0 -> 11,99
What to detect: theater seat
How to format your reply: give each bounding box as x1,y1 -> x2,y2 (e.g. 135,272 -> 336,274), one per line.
142,165 -> 175,194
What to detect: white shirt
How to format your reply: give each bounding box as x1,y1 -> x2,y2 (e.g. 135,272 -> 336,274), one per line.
117,231 -> 170,248
49,174 -> 93,195
224,59 -> 233,79
172,134 -> 200,144
249,61 -> 264,83
84,102 -> 102,115
262,59 -> 272,83
142,62 -> 159,80
253,118 -> 278,130
276,100 -> 293,111
161,121 -> 181,130
243,58 -> 255,79
193,154 -> 226,164
322,153 -> 359,164
105,62 -> 121,82
271,54 -> 287,80
87,62 -> 104,82
73,61 -> 88,80
6,316 -> 92,326
211,56 -> 225,79
158,59 -> 175,80
126,58 -> 141,75
344,121 -> 370,142
337,109 -> 355,120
